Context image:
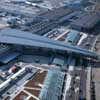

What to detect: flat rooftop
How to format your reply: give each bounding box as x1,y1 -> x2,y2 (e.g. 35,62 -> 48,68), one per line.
39,6 -> 73,21
71,13 -> 100,29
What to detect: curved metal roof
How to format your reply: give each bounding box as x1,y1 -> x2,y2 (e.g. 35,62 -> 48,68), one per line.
0,29 -> 99,59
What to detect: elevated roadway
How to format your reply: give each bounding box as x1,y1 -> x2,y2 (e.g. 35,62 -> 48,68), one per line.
0,29 -> 99,59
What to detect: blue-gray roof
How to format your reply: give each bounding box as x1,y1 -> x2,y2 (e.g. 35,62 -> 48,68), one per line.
71,13 -> 100,29
0,52 -> 20,64
65,30 -> 80,44
0,29 -> 99,59
39,70 -> 65,100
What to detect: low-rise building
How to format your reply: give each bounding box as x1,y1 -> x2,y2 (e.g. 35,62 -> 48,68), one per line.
71,13 -> 100,31
65,30 -> 81,45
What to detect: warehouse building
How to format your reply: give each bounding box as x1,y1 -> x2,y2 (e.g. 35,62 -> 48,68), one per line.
71,13 -> 100,31
0,44 -> 20,65
39,6 -> 73,21
67,0 -> 83,10
0,51 -> 20,65
17,7 -> 73,36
